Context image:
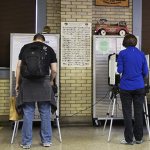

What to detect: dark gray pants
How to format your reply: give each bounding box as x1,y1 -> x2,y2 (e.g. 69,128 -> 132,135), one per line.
120,88 -> 145,142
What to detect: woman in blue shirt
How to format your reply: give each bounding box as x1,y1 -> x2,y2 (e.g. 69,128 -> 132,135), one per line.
117,34 -> 148,145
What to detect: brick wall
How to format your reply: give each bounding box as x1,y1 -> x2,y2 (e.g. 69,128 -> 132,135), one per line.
61,0 -> 92,22
0,79 -> 10,116
47,0 -> 61,34
92,0 -> 133,35
60,67 -> 92,117
60,0 -> 93,119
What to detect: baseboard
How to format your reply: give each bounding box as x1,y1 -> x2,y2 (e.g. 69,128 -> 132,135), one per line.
0,115 -> 11,126
60,116 -> 92,125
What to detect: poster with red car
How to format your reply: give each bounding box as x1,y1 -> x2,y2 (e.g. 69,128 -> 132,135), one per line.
96,0 -> 129,7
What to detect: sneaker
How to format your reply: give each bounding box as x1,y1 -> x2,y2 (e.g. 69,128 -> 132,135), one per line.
20,144 -> 31,149
120,139 -> 134,145
43,143 -> 52,147
136,140 -> 142,144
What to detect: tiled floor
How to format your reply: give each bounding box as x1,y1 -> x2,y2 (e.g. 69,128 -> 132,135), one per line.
0,124 -> 150,150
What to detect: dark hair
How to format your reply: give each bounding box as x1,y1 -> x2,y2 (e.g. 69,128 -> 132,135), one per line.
122,34 -> 137,48
33,33 -> 45,41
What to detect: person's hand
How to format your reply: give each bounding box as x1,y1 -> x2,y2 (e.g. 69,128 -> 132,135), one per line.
50,81 -> 54,86
15,84 -> 20,93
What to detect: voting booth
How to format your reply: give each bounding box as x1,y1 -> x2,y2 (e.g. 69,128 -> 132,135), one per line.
10,33 -> 60,120
93,35 -> 150,142
93,35 -> 139,123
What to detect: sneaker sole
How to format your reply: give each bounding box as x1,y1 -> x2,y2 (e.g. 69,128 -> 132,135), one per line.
127,143 -> 134,145
120,141 -> 134,145
43,143 -> 52,147
136,142 -> 142,144
20,145 -> 31,149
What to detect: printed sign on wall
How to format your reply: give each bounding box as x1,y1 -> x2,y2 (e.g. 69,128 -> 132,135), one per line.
61,22 -> 91,67
96,0 -> 129,7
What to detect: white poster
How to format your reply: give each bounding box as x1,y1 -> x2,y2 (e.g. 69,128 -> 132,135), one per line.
116,36 -> 139,54
61,22 -> 91,67
12,36 -> 33,71
12,35 -> 58,71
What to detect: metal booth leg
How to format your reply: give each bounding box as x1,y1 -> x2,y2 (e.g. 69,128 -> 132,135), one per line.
15,121 -> 19,137
56,110 -> 62,142
108,98 -> 116,142
11,121 -> 17,144
144,96 -> 150,140
102,99 -> 113,136
143,102 -> 149,136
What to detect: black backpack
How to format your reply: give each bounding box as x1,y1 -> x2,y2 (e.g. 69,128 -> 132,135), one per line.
21,45 -> 46,78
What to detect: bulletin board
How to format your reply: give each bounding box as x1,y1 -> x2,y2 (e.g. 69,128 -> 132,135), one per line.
10,33 -> 60,120
93,35 -> 139,120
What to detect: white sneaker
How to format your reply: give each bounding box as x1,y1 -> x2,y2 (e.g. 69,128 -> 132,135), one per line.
136,140 -> 142,144
20,144 -> 31,149
120,139 -> 134,145
43,143 -> 52,147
